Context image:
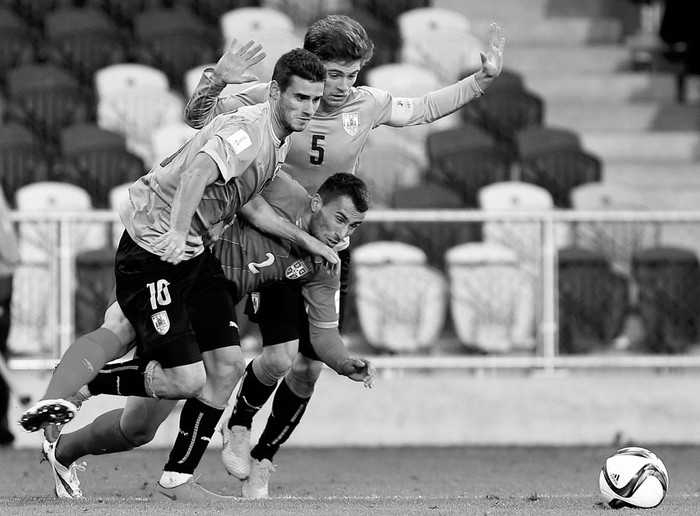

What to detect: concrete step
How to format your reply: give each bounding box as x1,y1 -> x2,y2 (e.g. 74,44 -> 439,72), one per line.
581,131 -> 700,162
545,101 -> 700,132
603,161 -> 700,185
525,72 -> 700,102
507,45 -> 631,75
469,16 -> 623,45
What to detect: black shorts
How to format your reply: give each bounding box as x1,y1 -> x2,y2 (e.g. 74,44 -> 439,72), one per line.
115,232 -> 237,368
245,248 -> 351,360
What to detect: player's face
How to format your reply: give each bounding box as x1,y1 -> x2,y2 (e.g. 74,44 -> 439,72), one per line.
321,59 -> 362,109
309,195 -> 365,247
273,76 -> 324,134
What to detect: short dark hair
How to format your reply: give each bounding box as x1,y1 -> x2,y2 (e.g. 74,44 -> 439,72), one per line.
272,48 -> 326,91
304,15 -> 375,67
317,173 -> 371,213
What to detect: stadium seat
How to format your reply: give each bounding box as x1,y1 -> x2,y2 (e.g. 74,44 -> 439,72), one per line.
97,84 -> 185,166
398,7 -> 482,83
84,0 -> 155,28
359,0 -> 430,27
352,241 -> 447,353
94,63 -> 170,99
515,126 -> 581,161
186,0 -> 260,26
632,246 -> 700,353
426,126 -> 513,207
150,122 -> 197,168
0,7 -> 35,82
557,247 -> 630,354
461,89 -> 545,158
0,123 -> 52,208
12,0 -> 62,28
263,0 -> 352,29
75,246 -> 115,336
44,7 -> 126,86
570,182 -> 658,276
6,63 -> 93,147
390,181 -> 480,269
519,148 -> 602,208
446,242 -> 535,353
479,68 -> 525,94
356,126 -> 427,208
57,123 -> 146,208
133,8 -> 221,92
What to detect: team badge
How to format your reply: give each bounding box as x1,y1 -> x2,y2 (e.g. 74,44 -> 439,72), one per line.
342,112 -> 359,136
250,292 -> 260,314
286,260 -> 310,280
151,310 -> 170,335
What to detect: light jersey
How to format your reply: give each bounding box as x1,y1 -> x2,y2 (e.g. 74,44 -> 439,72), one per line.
186,74 -> 482,195
212,171 -> 340,329
118,101 -> 288,259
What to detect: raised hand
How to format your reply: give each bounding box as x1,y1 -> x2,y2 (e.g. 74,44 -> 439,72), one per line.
211,39 -> 267,86
479,23 -> 506,79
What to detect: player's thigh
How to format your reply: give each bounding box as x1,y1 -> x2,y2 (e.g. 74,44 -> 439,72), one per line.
245,282 -> 305,346
120,397 -> 178,441
114,233 -> 204,368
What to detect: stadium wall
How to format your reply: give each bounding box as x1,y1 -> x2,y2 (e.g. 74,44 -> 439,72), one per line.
10,368 -> 700,449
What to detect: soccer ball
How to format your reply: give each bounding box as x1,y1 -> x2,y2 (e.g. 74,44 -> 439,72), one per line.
599,447 -> 669,509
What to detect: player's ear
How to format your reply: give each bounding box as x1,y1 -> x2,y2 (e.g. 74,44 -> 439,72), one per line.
269,80 -> 281,100
310,194 -> 322,212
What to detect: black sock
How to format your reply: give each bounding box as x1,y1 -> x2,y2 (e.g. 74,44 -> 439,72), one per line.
164,398 -> 224,474
87,358 -> 149,397
251,378 -> 310,462
228,360 -> 277,430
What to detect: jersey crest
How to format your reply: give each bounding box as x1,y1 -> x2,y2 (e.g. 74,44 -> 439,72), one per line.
151,310 -> 170,335
342,112 -> 359,136
286,260 -> 310,280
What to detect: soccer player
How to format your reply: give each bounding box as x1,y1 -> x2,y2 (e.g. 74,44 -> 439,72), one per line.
30,47 -> 331,500
183,15 -> 506,497
39,171 -> 375,501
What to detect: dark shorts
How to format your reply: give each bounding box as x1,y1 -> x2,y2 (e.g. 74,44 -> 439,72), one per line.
245,248 -> 351,360
115,231 -> 238,368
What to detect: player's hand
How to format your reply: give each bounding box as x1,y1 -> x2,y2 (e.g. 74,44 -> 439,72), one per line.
339,357 -> 376,388
306,239 -> 340,275
153,231 -> 188,264
211,39 -> 266,86
479,23 -> 505,79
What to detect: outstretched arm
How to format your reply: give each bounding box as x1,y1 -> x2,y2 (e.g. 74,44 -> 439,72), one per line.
309,325 -> 375,387
384,23 -> 506,127
240,195 -> 339,271
185,39 -> 267,128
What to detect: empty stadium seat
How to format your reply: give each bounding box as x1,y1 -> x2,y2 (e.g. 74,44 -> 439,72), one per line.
446,242 -> 535,353
94,63 -> 170,99
557,247 -> 629,354
515,126 -> 581,160
0,123 -> 52,208
632,246 -> 700,353
352,241 -> 447,353
0,7 -> 35,82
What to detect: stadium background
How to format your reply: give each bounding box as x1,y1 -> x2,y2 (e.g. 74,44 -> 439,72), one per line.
2,0 -> 700,450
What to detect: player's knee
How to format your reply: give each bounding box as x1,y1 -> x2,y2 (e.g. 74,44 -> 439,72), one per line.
260,344 -> 294,379
102,302 -> 135,344
287,358 -> 323,394
120,419 -> 160,446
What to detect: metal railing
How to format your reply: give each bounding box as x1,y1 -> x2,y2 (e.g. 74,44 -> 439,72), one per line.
8,209 -> 700,373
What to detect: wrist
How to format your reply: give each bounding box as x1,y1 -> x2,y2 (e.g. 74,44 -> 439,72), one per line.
204,68 -> 227,88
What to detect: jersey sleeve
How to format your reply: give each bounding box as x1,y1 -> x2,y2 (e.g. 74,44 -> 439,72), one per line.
260,171 -> 308,219
301,265 -> 341,329
371,73 -> 484,127
184,69 -> 270,129
199,122 -> 262,183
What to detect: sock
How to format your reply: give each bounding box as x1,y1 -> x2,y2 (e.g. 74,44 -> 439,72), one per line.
228,360 -> 277,430
251,378 -> 310,462
56,409 -> 137,466
44,328 -> 122,400
87,358 -> 149,397
163,397 -> 224,474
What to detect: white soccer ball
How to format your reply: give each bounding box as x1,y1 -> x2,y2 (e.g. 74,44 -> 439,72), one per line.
599,447 -> 669,509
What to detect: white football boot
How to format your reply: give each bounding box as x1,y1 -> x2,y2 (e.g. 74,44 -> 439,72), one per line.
221,425 -> 251,479
42,436 -> 86,499
241,458 -> 276,499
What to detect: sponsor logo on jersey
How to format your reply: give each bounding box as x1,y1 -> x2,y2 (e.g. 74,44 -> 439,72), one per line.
342,112 -> 359,136
151,310 -> 170,335
286,260 -> 310,279
227,129 -> 252,154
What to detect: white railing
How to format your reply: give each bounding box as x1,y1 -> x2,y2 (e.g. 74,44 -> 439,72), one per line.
8,209 -> 700,373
